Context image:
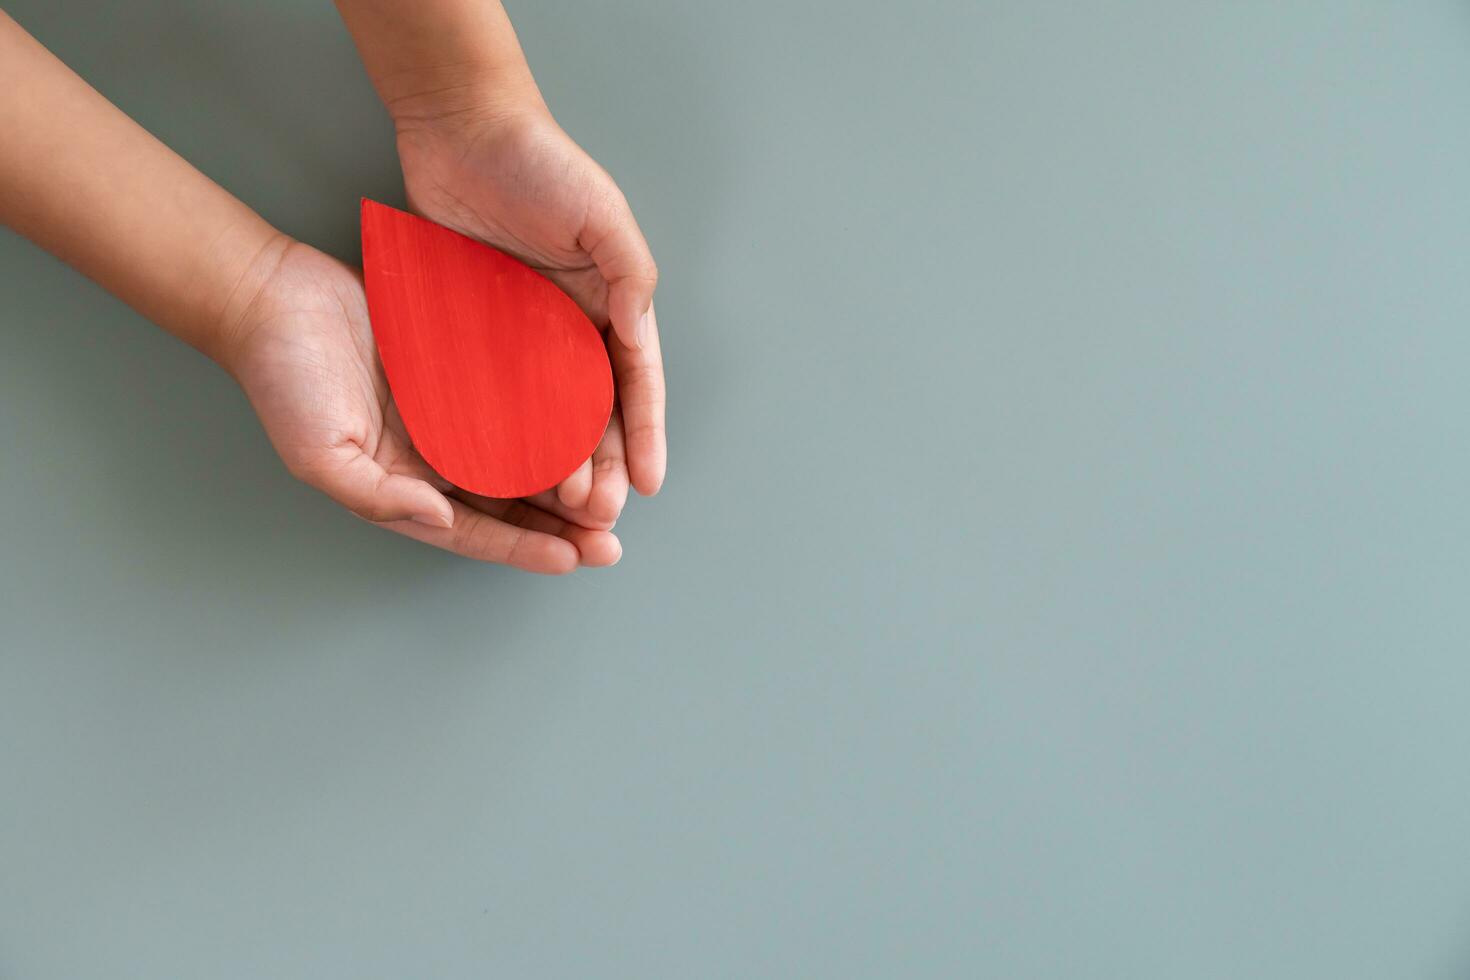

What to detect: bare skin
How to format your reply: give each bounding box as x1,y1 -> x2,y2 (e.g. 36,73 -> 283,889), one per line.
0,5 -> 664,573
395,108 -> 667,520
333,0 -> 665,521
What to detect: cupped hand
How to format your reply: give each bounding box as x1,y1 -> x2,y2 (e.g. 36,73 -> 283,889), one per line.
224,240 -> 623,573
394,105 -> 666,525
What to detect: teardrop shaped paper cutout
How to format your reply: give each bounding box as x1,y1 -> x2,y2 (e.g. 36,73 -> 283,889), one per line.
360,199 -> 613,499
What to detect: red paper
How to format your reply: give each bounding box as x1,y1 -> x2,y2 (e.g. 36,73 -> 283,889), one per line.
361,199 -> 613,498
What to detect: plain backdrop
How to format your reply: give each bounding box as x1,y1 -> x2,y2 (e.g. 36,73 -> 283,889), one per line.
4,2 -> 1470,977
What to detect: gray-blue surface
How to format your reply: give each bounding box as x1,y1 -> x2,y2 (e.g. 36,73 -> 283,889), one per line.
4,2 -> 1470,977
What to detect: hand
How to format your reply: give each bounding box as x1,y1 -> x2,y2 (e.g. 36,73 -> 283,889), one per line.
394,105 -> 666,527
225,239 -> 624,573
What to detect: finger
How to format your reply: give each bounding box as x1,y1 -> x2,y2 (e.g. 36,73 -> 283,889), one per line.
587,408 -> 629,527
525,412 -> 627,530
556,456 -> 593,510
524,487 -> 614,532
300,447 -> 453,528
502,499 -> 623,567
447,494 -> 623,568
384,497 -> 619,573
580,186 -> 658,350
610,303 -> 666,496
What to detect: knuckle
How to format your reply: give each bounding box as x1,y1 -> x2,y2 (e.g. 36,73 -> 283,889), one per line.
449,511 -> 485,554
620,363 -> 665,394
501,525 -> 530,566
499,500 -> 532,526
625,419 -> 662,444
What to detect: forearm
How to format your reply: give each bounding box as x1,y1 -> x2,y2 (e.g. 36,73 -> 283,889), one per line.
332,0 -> 545,126
0,12 -> 286,365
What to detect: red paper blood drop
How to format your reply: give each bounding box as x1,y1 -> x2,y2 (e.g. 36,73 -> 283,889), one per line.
360,199 -> 613,499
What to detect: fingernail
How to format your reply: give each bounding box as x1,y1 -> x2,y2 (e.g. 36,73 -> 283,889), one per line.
412,510 -> 452,529
635,310 -> 650,349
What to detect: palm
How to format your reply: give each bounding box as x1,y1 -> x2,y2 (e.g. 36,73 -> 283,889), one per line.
231,243 -> 622,572
232,246 -> 405,485
400,114 -> 614,321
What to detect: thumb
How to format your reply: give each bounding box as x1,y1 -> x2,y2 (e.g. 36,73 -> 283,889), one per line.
300,450 -> 454,528
581,187 -> 658,351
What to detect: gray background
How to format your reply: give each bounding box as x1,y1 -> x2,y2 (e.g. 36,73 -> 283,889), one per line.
4,1 -> 1470,977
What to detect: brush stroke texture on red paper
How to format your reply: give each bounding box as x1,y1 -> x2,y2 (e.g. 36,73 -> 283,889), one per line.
361,199 -> 613,498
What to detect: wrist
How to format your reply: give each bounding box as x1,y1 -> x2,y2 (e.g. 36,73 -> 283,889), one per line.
392,86 -> 556,181
333,0 -> 546,134
210,230 -> 293,377
381,62 -> 546,135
